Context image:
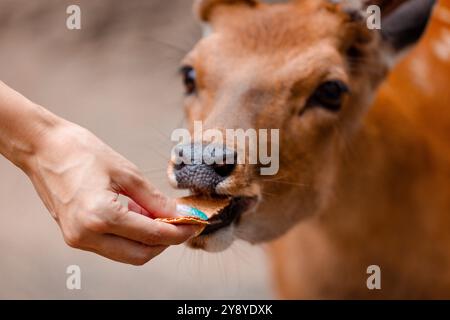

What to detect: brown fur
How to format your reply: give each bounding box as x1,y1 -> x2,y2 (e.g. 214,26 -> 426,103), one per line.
270,2 -> 450,298
171,0 -> 450,298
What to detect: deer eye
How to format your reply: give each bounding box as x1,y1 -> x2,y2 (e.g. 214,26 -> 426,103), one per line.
306,80 -> 349,112
180,66 -> 196,95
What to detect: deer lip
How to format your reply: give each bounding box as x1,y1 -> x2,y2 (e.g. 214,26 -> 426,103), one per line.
200,196 -> 258,236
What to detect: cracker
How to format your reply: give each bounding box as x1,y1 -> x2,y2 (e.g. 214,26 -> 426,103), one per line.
156,216 -> 209,226
155,196 -> 231,226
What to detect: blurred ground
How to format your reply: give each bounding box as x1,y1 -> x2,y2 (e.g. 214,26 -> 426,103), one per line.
0,0 -> 273,299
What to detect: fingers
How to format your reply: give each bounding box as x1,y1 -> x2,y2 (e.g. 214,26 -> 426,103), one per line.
128,199 -> 151,217
109,209 -> 202,246
87,233 -> 168,266
113,167 -> 178,219
60,194 -> 197,264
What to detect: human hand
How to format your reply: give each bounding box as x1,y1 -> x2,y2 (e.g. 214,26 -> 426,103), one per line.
22,120 -> 201,265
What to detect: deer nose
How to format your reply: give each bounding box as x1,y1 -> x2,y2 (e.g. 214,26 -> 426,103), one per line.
172,143 -> 237,193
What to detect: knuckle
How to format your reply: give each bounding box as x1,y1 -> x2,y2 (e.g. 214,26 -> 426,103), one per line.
129,252 -> 153,266
82,197 -> 125,230
172,235 -> 187,245
143,225 -> 164,245
153,192 -> 167,207
83,216 -> 108,233
63,229 -> 84,248
105,205 -> 128,226
151,191 -> 174,213
173,231 -> 191,245
129,259 -> 147,266
84,198 -> 103,214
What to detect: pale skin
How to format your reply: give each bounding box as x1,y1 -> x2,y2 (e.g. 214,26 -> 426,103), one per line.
0,81 -> 202,265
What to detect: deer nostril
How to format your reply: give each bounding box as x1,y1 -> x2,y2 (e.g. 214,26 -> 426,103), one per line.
174,162 -> 185,171
212,163 -> 236,178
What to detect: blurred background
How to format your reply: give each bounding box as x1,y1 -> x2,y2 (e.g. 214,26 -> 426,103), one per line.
0,0 -> 273,299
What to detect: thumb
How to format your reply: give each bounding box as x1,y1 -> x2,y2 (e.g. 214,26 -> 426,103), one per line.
113,169 -> 178,218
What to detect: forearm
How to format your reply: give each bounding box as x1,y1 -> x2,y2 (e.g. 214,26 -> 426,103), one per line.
0,81 -> 63,170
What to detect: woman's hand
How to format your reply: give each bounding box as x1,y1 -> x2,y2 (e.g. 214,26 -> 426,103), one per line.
0,81 -> 197,265
21,121 -> 201,265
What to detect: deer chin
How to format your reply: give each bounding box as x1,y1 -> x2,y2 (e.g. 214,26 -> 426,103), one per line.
186,194 -> 260,252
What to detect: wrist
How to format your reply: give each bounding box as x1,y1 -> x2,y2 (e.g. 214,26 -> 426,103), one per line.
0,81 -> 77,174
11,105 -> 66,172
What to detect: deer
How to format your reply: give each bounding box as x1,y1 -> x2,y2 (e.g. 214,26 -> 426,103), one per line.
167,0 -> 450,298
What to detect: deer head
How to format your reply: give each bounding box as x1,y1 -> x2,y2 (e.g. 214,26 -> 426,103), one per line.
167,0 -> 436,251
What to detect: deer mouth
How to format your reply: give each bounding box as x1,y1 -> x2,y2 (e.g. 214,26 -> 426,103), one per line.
200,196 -> 258,235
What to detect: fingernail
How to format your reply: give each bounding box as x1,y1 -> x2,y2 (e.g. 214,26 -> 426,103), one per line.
176,204 -> 208,221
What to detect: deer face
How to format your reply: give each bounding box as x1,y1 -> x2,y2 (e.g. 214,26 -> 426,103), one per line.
168,0 -> 436,251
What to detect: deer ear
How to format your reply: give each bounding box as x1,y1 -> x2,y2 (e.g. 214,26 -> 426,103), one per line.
374,0 -> 436,53
194,0 -> 259,23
